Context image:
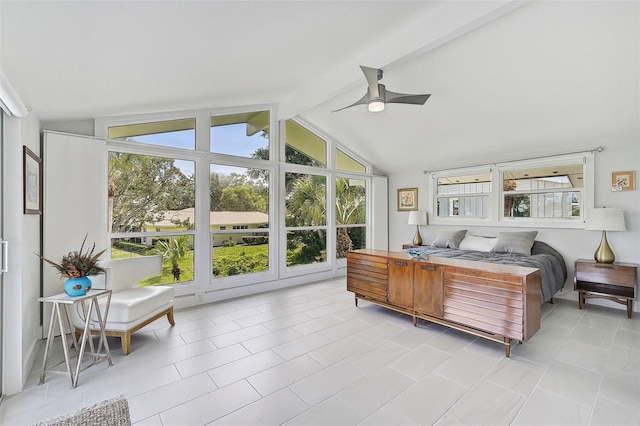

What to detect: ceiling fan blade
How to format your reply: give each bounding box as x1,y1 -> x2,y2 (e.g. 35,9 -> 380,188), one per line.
360,65 -> 381,99
332,92 -> 369,112
385,90 -> 431,105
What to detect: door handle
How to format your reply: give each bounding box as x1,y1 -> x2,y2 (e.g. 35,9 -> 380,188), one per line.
1,240 -> 8,273
393,261 -> 407,266
420,265 -> 436,271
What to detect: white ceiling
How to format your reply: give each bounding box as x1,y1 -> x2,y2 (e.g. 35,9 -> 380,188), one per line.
1,1 -> 638,174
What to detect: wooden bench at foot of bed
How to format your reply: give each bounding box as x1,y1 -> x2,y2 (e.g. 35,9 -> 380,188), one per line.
347,249 -> 542,357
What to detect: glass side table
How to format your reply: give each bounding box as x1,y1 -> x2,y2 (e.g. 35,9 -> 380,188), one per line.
38,289 -> 113,388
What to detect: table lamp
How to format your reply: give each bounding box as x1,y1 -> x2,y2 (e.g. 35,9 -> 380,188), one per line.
585,207 -> 625,263
408,210 -> 427,246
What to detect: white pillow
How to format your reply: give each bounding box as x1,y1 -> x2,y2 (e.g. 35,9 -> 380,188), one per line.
458,235 -> 497,252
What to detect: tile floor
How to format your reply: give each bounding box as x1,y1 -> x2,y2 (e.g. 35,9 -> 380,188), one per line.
1,277 -> 639,425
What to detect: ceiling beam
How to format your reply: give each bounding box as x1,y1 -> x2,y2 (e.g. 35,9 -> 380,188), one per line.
277,0 -> 529,120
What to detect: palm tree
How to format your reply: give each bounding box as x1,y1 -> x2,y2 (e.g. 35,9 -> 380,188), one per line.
154,236 -> 191,281
286,175 -> 366,261
287,175 -> 326,226
335,178 -> 365,257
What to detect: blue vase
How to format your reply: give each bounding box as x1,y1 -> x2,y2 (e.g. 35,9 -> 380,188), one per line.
64,277 -> 92,297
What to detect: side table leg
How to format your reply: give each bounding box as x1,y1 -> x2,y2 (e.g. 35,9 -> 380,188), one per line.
72,298 -> 95,388
55,303 -> 75,388
628,300 -> 633,319
62,304 -> 80,357
92,294 -> 112,366
39,304 -> 58,385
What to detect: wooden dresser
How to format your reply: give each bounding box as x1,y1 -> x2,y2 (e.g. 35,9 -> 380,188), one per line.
347,249 -> 542,357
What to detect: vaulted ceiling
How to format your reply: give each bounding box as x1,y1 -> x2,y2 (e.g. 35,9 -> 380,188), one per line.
1,1 -> 638,174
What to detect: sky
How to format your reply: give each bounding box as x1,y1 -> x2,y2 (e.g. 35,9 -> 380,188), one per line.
131,123 -> 268,177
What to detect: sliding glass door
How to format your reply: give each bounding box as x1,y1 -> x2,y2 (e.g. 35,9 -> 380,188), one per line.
0,112 -> 5,401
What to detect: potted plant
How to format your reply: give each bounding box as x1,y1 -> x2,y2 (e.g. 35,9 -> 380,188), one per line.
40,234 -> 107,296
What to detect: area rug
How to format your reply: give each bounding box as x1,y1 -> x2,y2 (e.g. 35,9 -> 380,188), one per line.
31,396 -> 131,426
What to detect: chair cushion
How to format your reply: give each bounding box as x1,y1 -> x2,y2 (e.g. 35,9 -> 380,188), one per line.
94,286 -> 174,326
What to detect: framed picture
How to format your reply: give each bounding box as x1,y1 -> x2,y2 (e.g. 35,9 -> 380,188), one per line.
397,187 -> 418,211
23,146 -> 42,214
611,170 -> 636,191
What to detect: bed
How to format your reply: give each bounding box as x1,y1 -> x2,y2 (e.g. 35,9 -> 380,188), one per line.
406,239 -> 567,304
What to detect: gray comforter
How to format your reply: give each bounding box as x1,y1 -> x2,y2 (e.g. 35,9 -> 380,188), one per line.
407,241 -> 567,304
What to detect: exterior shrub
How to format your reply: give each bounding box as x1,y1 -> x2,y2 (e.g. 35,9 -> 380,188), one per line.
242,236 -> 268,245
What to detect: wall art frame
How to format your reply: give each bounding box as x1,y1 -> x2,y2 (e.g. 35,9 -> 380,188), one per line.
611,170 -> 636,191
23,145 -> 43,214
397,187 -> 418,211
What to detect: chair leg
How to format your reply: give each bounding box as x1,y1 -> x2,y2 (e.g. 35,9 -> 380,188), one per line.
121,333 -> 131,356
167,307 -> 175,326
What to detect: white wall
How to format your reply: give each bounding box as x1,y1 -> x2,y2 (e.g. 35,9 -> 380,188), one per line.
388,140 -> 640,313
2,111 -> 41,395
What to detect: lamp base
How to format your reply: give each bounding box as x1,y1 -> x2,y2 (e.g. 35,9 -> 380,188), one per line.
413,227 -> 423,246
594,230 -> 615,264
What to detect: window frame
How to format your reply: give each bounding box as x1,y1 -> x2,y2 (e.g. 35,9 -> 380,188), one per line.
428,152 -> 594,229
96,106 -> 373,296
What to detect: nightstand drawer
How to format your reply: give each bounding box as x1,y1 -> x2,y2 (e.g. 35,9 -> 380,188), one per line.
575,261 -> 637,288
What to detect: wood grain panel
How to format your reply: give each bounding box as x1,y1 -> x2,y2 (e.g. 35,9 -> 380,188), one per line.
575,259 -> 637,288
413,263 -> 443,317
388,259 -> 414,307
346,249 -> 543,356
347,252 -> 388,301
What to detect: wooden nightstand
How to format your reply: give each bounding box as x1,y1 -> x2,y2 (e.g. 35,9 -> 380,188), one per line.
574,259 -> 637,319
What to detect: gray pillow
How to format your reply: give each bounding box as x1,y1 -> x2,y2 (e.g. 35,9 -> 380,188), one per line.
491,231 -> 538,255
431,230 -> 468,249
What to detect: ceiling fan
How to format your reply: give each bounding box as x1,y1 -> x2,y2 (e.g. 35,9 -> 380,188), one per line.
334,65 -> 431,113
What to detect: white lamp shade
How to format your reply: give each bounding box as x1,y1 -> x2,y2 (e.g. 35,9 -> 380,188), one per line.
408,210 -> 427,226
585,208 -> 626,231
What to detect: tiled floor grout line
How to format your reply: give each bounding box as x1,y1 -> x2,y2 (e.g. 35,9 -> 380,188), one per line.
2,279 -> 639,425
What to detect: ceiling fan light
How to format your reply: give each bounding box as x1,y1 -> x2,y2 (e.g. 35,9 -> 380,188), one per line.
368,100 -> 385,112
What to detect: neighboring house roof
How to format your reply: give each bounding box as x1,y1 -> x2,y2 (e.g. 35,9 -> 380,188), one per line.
152,208 -> 268,227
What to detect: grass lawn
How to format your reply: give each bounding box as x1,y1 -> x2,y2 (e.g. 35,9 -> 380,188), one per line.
111,244 -> 270,284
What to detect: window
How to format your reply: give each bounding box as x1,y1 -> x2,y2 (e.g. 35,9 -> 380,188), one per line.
108,118 -> 195,150
102,107 -> 373,293
108,152 -> 195,283
285,172 -> 327,266
336,148 -> 366,173
502,163 -> 583,219
336,177 -> 366,258
210,164 -> 270,278
430,153 -> 592,227
210,111 -> 270,158
285,120 -> 326,167
436,172 -> 491,218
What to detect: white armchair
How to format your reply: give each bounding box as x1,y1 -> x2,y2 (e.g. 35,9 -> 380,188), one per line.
73,255 -> 175,355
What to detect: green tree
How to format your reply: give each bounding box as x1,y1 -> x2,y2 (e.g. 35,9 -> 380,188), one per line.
285,174 -> 326,264
153,236 -> 191,281
335,178 -> 365,257
220,185 -> 267,212
287,175 -> 326,226
210,172 -> 226,211
109,153 -> 194,232
335,178 -> 365,225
